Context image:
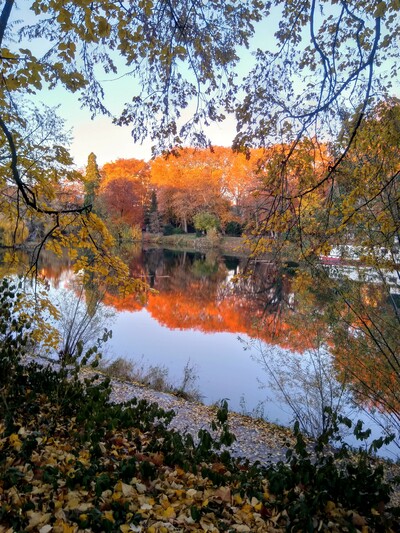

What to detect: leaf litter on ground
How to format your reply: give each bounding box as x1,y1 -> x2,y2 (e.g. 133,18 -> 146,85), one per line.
1,362 -> 399,532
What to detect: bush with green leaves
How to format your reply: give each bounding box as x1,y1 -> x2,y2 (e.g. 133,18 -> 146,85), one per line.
163,223 -> 185,236
193,211 -> 220,235
264,411 -> 399,531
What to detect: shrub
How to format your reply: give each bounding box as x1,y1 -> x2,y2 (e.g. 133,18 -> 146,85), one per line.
193,211 -> 219,234
264,411 -> 398,531
162,223 -> 174,235
225,220 -> 243,236
163,223 -> 185,235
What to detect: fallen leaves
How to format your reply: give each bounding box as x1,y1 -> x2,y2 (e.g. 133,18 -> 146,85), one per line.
1,370 -> 397,532
8,433 -> 22,451
0,406 -> 279,532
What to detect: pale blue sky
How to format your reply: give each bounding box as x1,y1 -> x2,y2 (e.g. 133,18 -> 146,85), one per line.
10,1 -> 276,168
9,2 -> 398,168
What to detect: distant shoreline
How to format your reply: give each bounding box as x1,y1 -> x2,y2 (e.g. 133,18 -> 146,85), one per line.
142,233 -> 251,256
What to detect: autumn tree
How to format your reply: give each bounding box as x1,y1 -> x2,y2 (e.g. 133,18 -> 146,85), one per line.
101,158 -> 150,208
330,98 -> 400,261
151,148 -> 223,232
151,147 -> 262,232
98,159 -> 150,241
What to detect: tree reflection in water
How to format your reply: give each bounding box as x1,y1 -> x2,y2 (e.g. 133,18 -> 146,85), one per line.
33,247 -> 400,453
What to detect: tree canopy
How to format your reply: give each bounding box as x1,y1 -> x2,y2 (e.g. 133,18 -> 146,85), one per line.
0,1 -> 398,291
99,158 -> 149,234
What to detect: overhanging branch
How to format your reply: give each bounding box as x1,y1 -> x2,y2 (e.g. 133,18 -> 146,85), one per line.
0,115 -> 90,216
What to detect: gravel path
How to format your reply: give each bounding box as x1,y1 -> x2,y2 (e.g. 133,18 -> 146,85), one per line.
27,357 -> 297,466
92,371 -> 297,466
104,377 -> 400,508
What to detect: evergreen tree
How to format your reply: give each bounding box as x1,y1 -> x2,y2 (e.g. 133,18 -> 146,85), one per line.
84,153 -> 101,209
148,189 -> 162,233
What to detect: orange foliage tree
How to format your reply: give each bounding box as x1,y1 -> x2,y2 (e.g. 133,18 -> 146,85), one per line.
150,147 -> 261,232
99,159 -> 150,236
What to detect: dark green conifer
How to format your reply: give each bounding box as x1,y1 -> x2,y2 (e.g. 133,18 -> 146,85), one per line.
84,152 -> 101,209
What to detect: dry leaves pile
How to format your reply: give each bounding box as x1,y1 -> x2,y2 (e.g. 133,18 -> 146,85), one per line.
0,396 -> 281,532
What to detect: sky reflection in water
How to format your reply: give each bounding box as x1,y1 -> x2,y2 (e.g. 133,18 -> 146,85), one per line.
108,307 -> 291,424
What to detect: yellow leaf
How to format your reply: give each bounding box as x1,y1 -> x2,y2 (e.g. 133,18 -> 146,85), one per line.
374,1 -> 387,17
62,523 -> 77,533
67,496 -> 80,510
9,433 -> 22,451
98,17 -> 111,37
325,500 -> 336,513
240,503 -> 253,513
160,497 -> 171,509
163,506 -> 176,519
104,510 -> 115,523
8,486 -> 22,505
233,493 -> 243,505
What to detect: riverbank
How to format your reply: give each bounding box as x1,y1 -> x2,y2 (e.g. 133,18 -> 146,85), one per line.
77,367 -> 400,511
2,353 -> 400,532
81,367 -> 297,466
142,233 -> 251,256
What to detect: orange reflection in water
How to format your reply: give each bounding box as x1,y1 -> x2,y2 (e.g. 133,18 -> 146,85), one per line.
102,250 -> 315,352
36,247 -> 316,353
